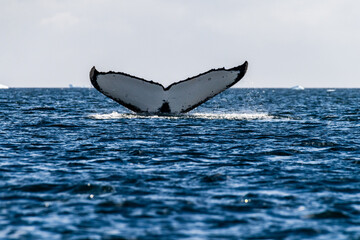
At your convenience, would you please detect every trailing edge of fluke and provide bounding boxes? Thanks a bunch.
[90,61,248,114]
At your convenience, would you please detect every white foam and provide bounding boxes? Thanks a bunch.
[89,112,139,120]
[88,111,274,120]
[190,112,273,120]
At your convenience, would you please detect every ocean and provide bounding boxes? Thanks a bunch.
[0,88,359,239]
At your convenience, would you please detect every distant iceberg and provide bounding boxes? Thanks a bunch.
[69,84,91,88]
[0,84,9,89]
[291,85,304,90]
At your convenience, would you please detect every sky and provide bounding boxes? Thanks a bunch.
[1,0,360,88]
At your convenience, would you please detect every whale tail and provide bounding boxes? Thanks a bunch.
[90,61,248,114]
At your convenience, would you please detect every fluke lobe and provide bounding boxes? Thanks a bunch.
[90,61,248,114]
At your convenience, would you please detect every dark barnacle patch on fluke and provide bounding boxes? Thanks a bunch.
[90,61,248,114]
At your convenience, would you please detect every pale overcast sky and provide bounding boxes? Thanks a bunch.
[1,0,360,88]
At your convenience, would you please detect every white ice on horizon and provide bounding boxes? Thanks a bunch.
[291,85,305,90]
[0,84,9,89]
[69,84,91,88]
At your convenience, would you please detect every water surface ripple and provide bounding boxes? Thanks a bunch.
[1,88,360,239]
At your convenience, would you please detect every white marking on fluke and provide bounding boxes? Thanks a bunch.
[90,62,248,114]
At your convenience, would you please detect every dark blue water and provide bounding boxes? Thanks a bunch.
[1,88,360,239]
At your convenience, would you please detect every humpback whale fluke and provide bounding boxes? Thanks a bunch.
[90,61,248,114]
